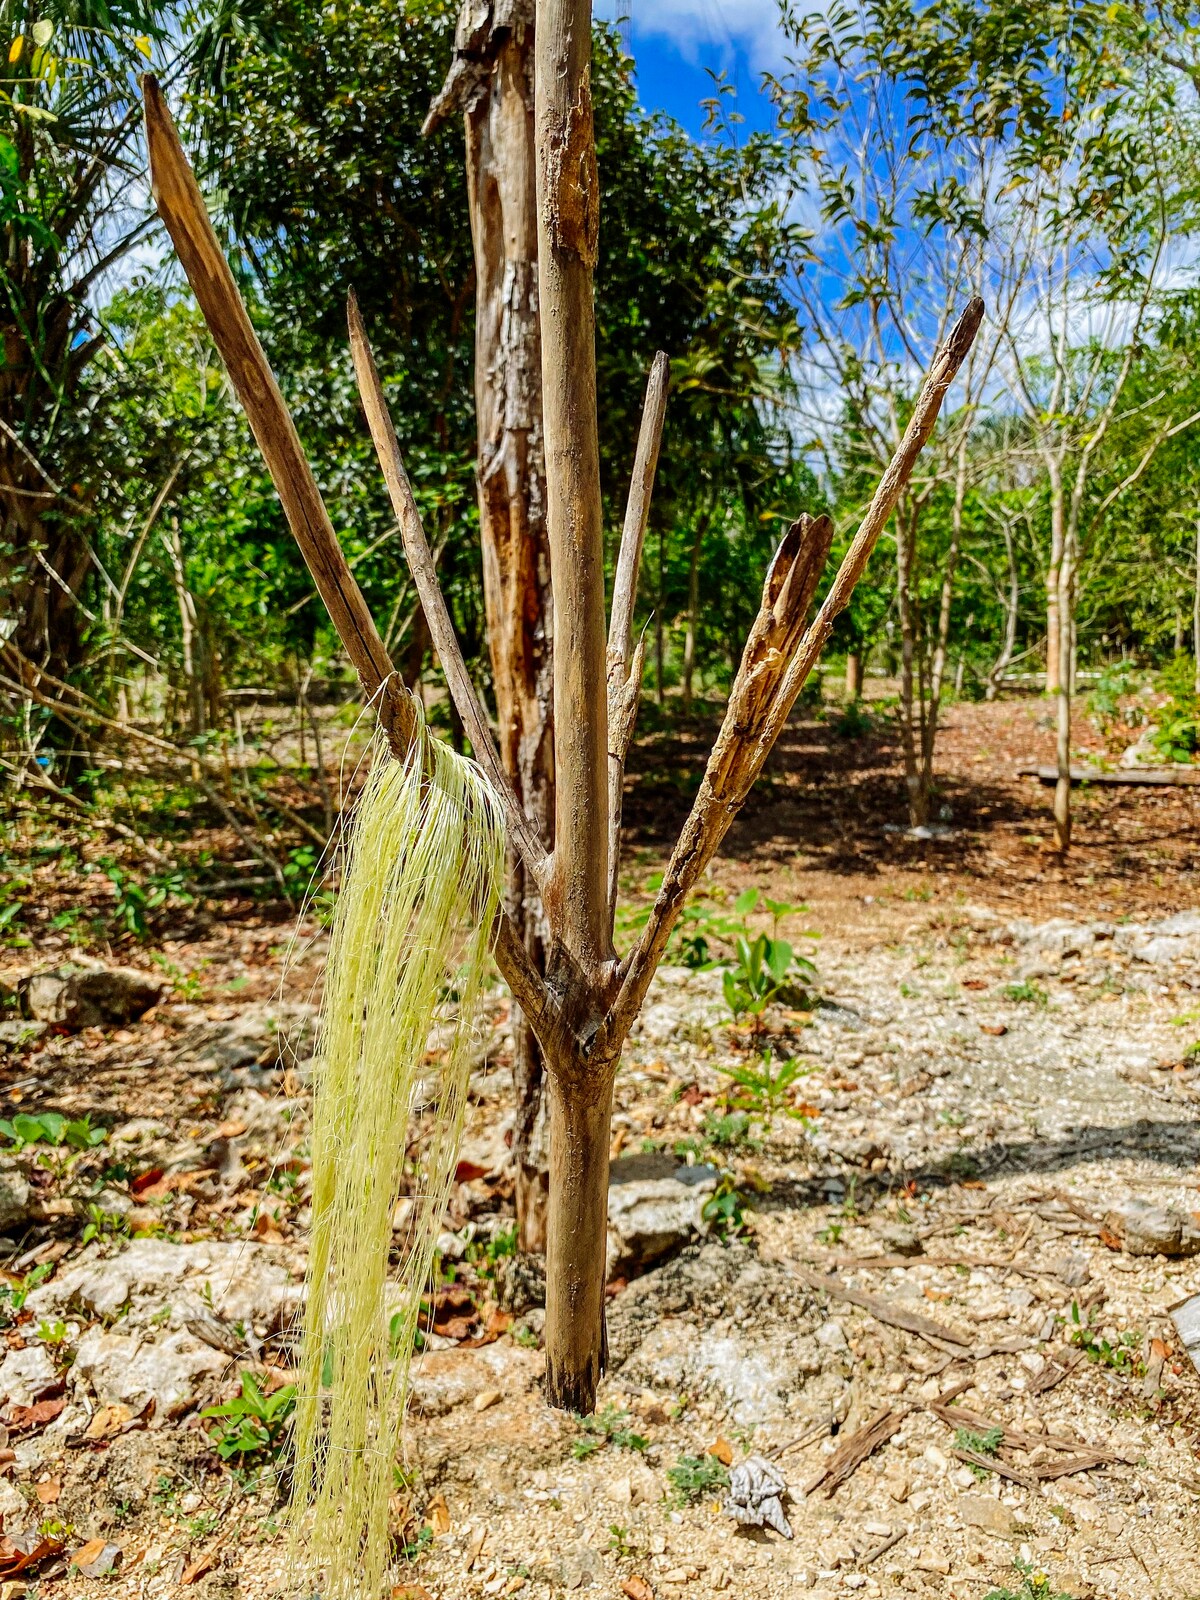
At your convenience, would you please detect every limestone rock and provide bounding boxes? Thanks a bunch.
[72,1327,225,1420]
[606,1161,718,1276]
[958,1493,1016,1535]
[1104,1199,1200,1258]
[0,1344,59,1407]
[26,1238,302,1330]
[21,960,163,1029]
[0,1160,30,1232]
[1171,1293,1200,1375]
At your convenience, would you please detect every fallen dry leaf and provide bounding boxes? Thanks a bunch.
[708,1435,733,1466]
[214,1119,247,1139]
[1100,1226,1123,1251]
[454,1159,488,1184]
[74,1540,121,1578]
[980,1023,1008,1036]
[83,1403,133,1441]
[622,1578,654,1600]
[6,1397,65,1432]
[461,1308,512,1349]
[391,1587,435,1600]
[426,1491,451,1536]
[180,1546,219,1585]
[0,1529,65,1578]
[251,1211,285,1244]
[34,1479,59,1505]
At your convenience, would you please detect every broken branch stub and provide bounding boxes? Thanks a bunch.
[346,293,551,890]
[141,75,415,758]
[602,297,985,1053]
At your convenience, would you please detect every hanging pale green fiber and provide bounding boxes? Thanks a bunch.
[289,713,505,1600]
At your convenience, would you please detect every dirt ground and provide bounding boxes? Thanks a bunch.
[1,689,1199,1600]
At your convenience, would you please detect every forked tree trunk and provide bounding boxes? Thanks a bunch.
[144,66,983,1418]
[428,0,555,1251]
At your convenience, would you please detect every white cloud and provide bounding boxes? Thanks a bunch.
[616,0,789,73]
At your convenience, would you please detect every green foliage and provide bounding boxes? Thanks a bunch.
[984,1558,1076,1600]
[719,1052,815,1120]
[571,1406,648,1460]
[701,1174,751,1239]
[81,1203,129,1247]
[666,1453,730,1506]
[0,1262,54,1324]
[1003,981,1048,1006]
[722,934,816,1021]
[201,1371,297,1461]
[1150,656,1199,762]
[0,1112,105,1151]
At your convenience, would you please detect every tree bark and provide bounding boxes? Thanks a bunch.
[1045,476,1064,693]
[432,0,556,1252]
[845,652,862,699]
[534,0,614,1410]
[681,509,709,712]
[1053,525,1076,853]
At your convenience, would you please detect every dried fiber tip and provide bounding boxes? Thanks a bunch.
[289,713,505,1600]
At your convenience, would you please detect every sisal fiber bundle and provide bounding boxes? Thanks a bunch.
[289,714,505,1599]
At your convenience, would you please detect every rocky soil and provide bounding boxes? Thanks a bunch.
[0,888,1196,1600]
[0,691,1198,1600]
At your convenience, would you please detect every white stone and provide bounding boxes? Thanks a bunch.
[0,1344,58,1407]
[71,1327,224,1420]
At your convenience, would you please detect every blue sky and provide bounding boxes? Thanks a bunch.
[596,0,785,137]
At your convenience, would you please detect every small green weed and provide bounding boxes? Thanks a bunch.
[571,1405,648,1460]
[201,1371,296,1461]
[701,1110,756,1151]
[701,1174,751,1239]
[666,1453,730,1505]
[81,1204,129,1247]
[0,1112,106,1152]
[1065,1302,1143,1376]
[719,1052,814,1120]
[1003,980,1048,1006]
[955,1424,1003,1477]
[984,1557,1076,1600]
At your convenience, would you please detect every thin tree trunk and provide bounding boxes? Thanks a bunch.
[681,510,709,711]
[920,440,967,804]
[895,500,926,825]
[986,517,1019,700]
[1054,526,1076,853]
[1194,516,1200,696]
[845,652,862,699]
[534,0,615,1411]
[1045,477,1064,693]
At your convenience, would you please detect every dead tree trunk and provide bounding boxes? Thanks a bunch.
[145,53,982,1414]
[427,0,555,1253]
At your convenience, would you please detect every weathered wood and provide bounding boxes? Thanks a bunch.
[347,292,550,887]
[804,1406,905,1497]
[534,0,616,1413]
[791,1266,974,1348]
[949,1447,1038,1491]
[601,300,984,1055]
[142,76,415,758]
[1019,764,1200,788]
[606,353,669,920]
[428,0,554,1251]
